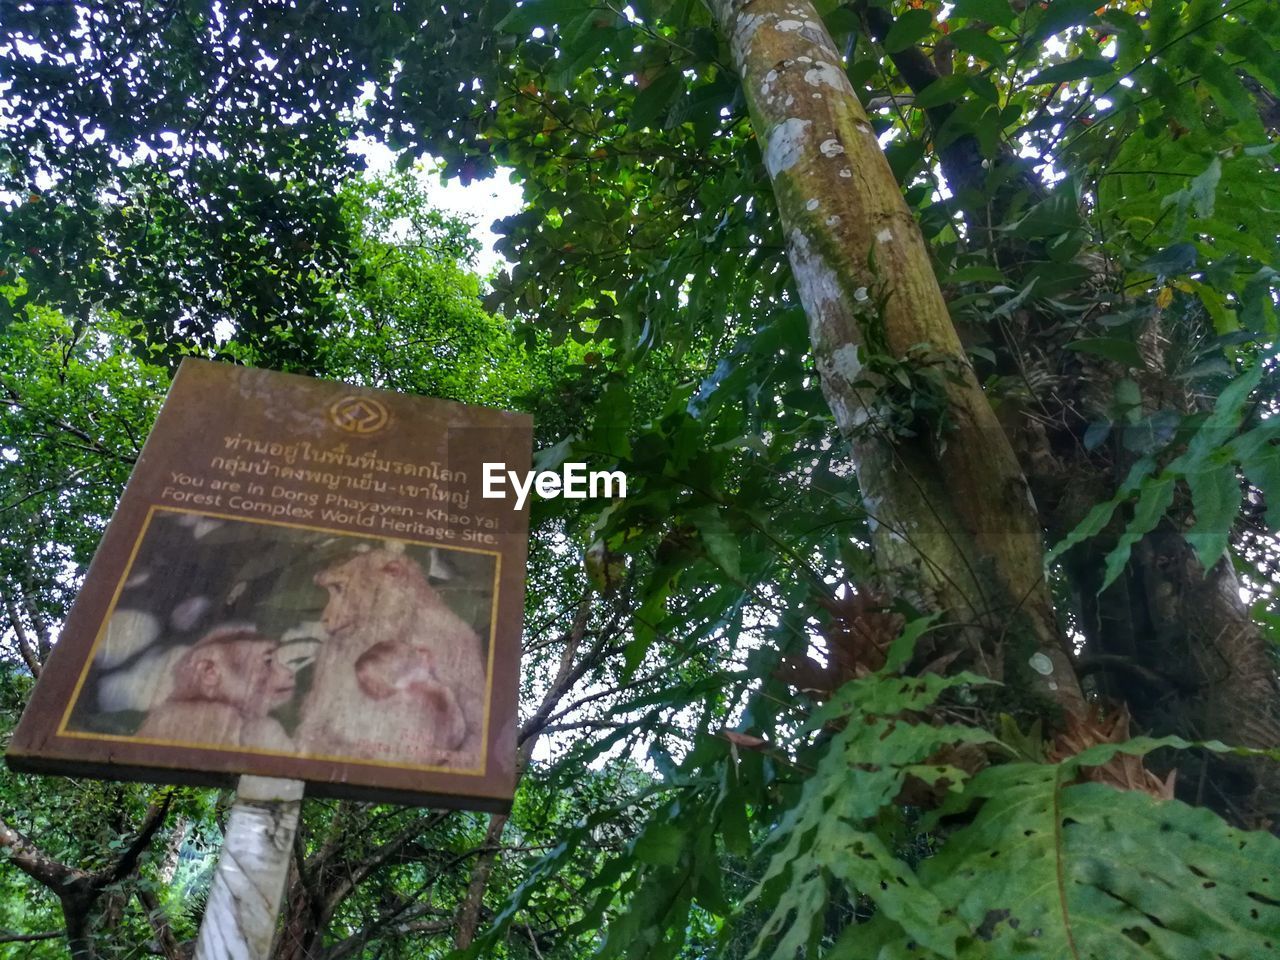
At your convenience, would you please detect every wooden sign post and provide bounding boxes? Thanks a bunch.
[6,359,534,955]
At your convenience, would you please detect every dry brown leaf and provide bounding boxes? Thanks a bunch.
[722,731,769,750]
[1047,704,1176,801]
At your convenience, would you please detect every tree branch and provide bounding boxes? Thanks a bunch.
[97,794,174,888]
[0,817,82,892]
[324,809,453,911]
[135,887,182,960]
[0,929,63,944]
[1,589,43,676]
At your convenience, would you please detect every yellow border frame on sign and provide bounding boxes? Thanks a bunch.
[56,504,504,778]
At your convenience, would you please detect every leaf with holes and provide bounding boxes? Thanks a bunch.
[743,667,994,960]
[914,764,1280,958]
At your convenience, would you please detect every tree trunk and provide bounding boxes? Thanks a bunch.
[1007,343,1280,824]
[1114,528,1280,824]
[2,588,43,676]
[453,812,509,950]
[274,868,325,960]
[61,891,97,960]
[707,0,1083,713]
[274,803,350,960]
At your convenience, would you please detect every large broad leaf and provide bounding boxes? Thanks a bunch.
[1141,242,1198,279]
[915,74,972,109]
[1184,461,1242,572]
[1031,0,1100,40]
[948,28,1008,67]
[1064,336,1143,367]
[890,761,1280,958]
[884,9,935,53]
[1162,157,1223,237]
[950,0,1014,26]
[1028,58,1114,85]
[690,505,741,580]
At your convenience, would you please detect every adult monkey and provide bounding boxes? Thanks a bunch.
[297,547,487,767]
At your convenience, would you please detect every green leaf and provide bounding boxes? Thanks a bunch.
[627,576,672,678]
[1100,475,1176,590]
[1186,363,1262,462]
[1083,419,1112,451]
[1048,456,1156,562]
[496,0,588,33]
[745,669,990,959]
[630,69,683,130]
[1141,242,1198,278]
[1032,0,1099,40]
[1184,462,1241,571]
[691,506,741,579]
[1114,377,1142,417]
[822,4,862,36]
[884,612,942,673]
[914,75,971,109]
[1009,179,1082,237]
[1187,279,1238,334]
[950,0,1014,25]
[1199,52,1258,124]
[590,379,633,458]
[917,770,1280,958]
[633,821,685,867]
[945,265,1007,284]
[533,433,576,472]
[1162,156,1222,235]
[949,28,1008,66]
[1239,436,1280,530]
[885,138,926,185]
[884,9,935,53]
[1027,58,1114,85]
[1186,156,1222,219]
[1064,336,1143,367]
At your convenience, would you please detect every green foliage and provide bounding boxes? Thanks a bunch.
[0,302,169,601]
[0,0,521,361]
[743,668,994,960]
[1051,360,1279,583]
[480,627,1280,960]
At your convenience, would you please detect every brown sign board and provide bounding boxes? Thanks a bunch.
[7,359,532,812]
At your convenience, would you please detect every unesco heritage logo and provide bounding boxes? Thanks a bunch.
[329,396,390,435]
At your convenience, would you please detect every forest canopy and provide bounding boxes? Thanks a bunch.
[1,0,1279,957]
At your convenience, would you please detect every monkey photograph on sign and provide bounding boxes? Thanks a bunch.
[59,507,498,774]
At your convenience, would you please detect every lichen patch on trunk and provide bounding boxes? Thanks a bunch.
[764,117,811,177]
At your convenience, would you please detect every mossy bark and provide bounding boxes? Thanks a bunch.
[708,0,1084,713]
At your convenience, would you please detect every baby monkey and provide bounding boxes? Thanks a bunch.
[350,641,469,764]
[135,626,296,751]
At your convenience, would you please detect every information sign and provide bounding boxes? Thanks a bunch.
[8,359,531,811]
